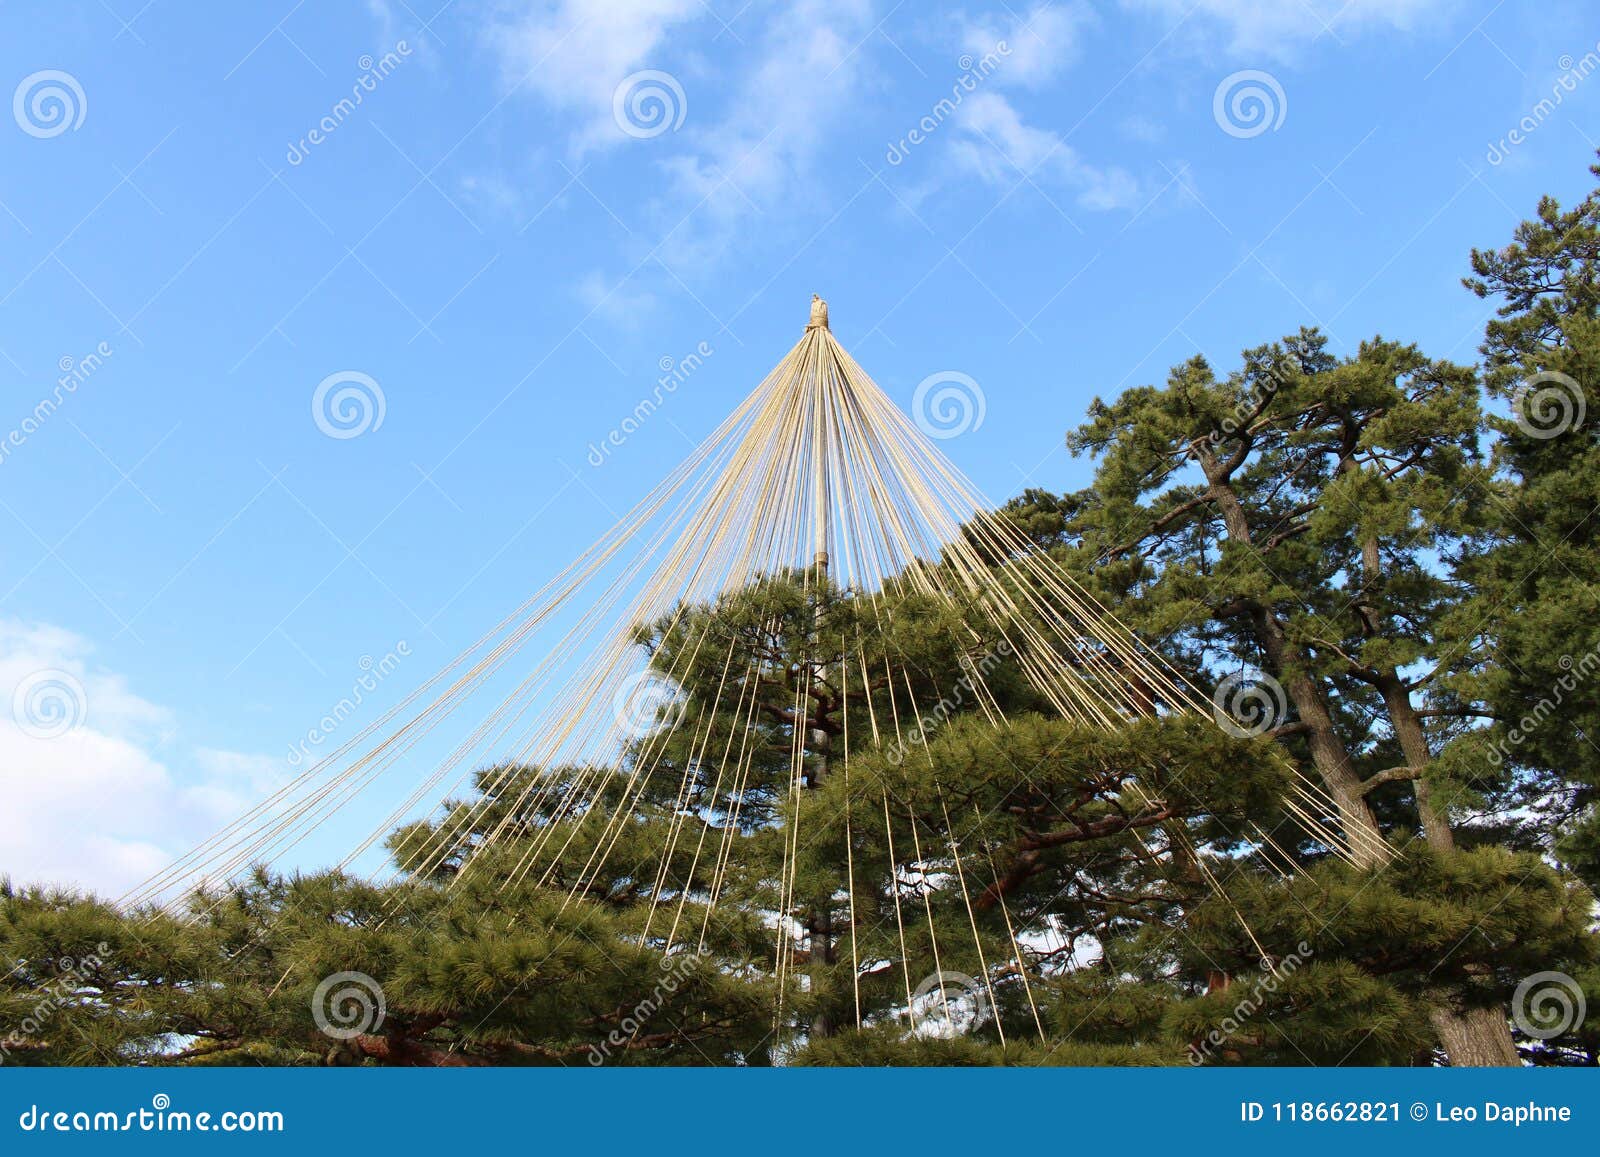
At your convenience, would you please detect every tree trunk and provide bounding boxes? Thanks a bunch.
[1204,471,1387,866]
[806,714,834,1039]
[1281,663,1387,868]
[1377,680,1518,1065]
[1374,673,1455,852]
[809,907,834,1041]
[1354,517,1455,852]
[1206,467,1517,1065]
[1430,1004,1520,1066]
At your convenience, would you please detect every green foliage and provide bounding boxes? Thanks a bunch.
[10,154,1600,1069]
[794,1027,1175,1066]
[1451,155,1600,886]
[1164,961,1429,1066]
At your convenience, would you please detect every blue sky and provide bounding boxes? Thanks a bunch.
[2,0,1598,894]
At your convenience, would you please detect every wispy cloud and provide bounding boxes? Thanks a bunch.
[1120,0,1452,58]
[480,0,878,276]
[483,0,706,155]
[881,5,1141,213]
[653,0,877,268]
[457,171,528,223]
[959,1,1094,88]
[577,269,658,329]
[949,91,1141,210]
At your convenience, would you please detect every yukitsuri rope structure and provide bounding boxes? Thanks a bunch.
[122,298,1376,1030]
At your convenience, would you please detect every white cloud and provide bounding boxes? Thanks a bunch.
[457,171,528,224]
[359,0,442,76]
[898,6,1139,214]
[483,0,706,154]
[483,0,878,270]
[1120,0,1450,58]
[652,0,877,268]
[960,2,1094,88]
[949,91,1141,210]
[0,621,278,898]
[576,269,659,332]
[1120,113,1166,144]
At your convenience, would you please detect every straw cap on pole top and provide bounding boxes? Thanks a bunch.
[807,294,829,330]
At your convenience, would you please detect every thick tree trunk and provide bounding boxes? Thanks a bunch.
[1430,1004,1520,1066]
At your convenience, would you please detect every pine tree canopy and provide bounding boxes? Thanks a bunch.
[9,154,1600,1069]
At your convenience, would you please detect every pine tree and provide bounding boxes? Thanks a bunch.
[1000,323,1579,1062]
[11,161,1600,1068]
[0,575,1349,1065]
[1456,152,1600,891]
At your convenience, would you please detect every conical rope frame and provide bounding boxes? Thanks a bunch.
[122,299,1377,1030]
